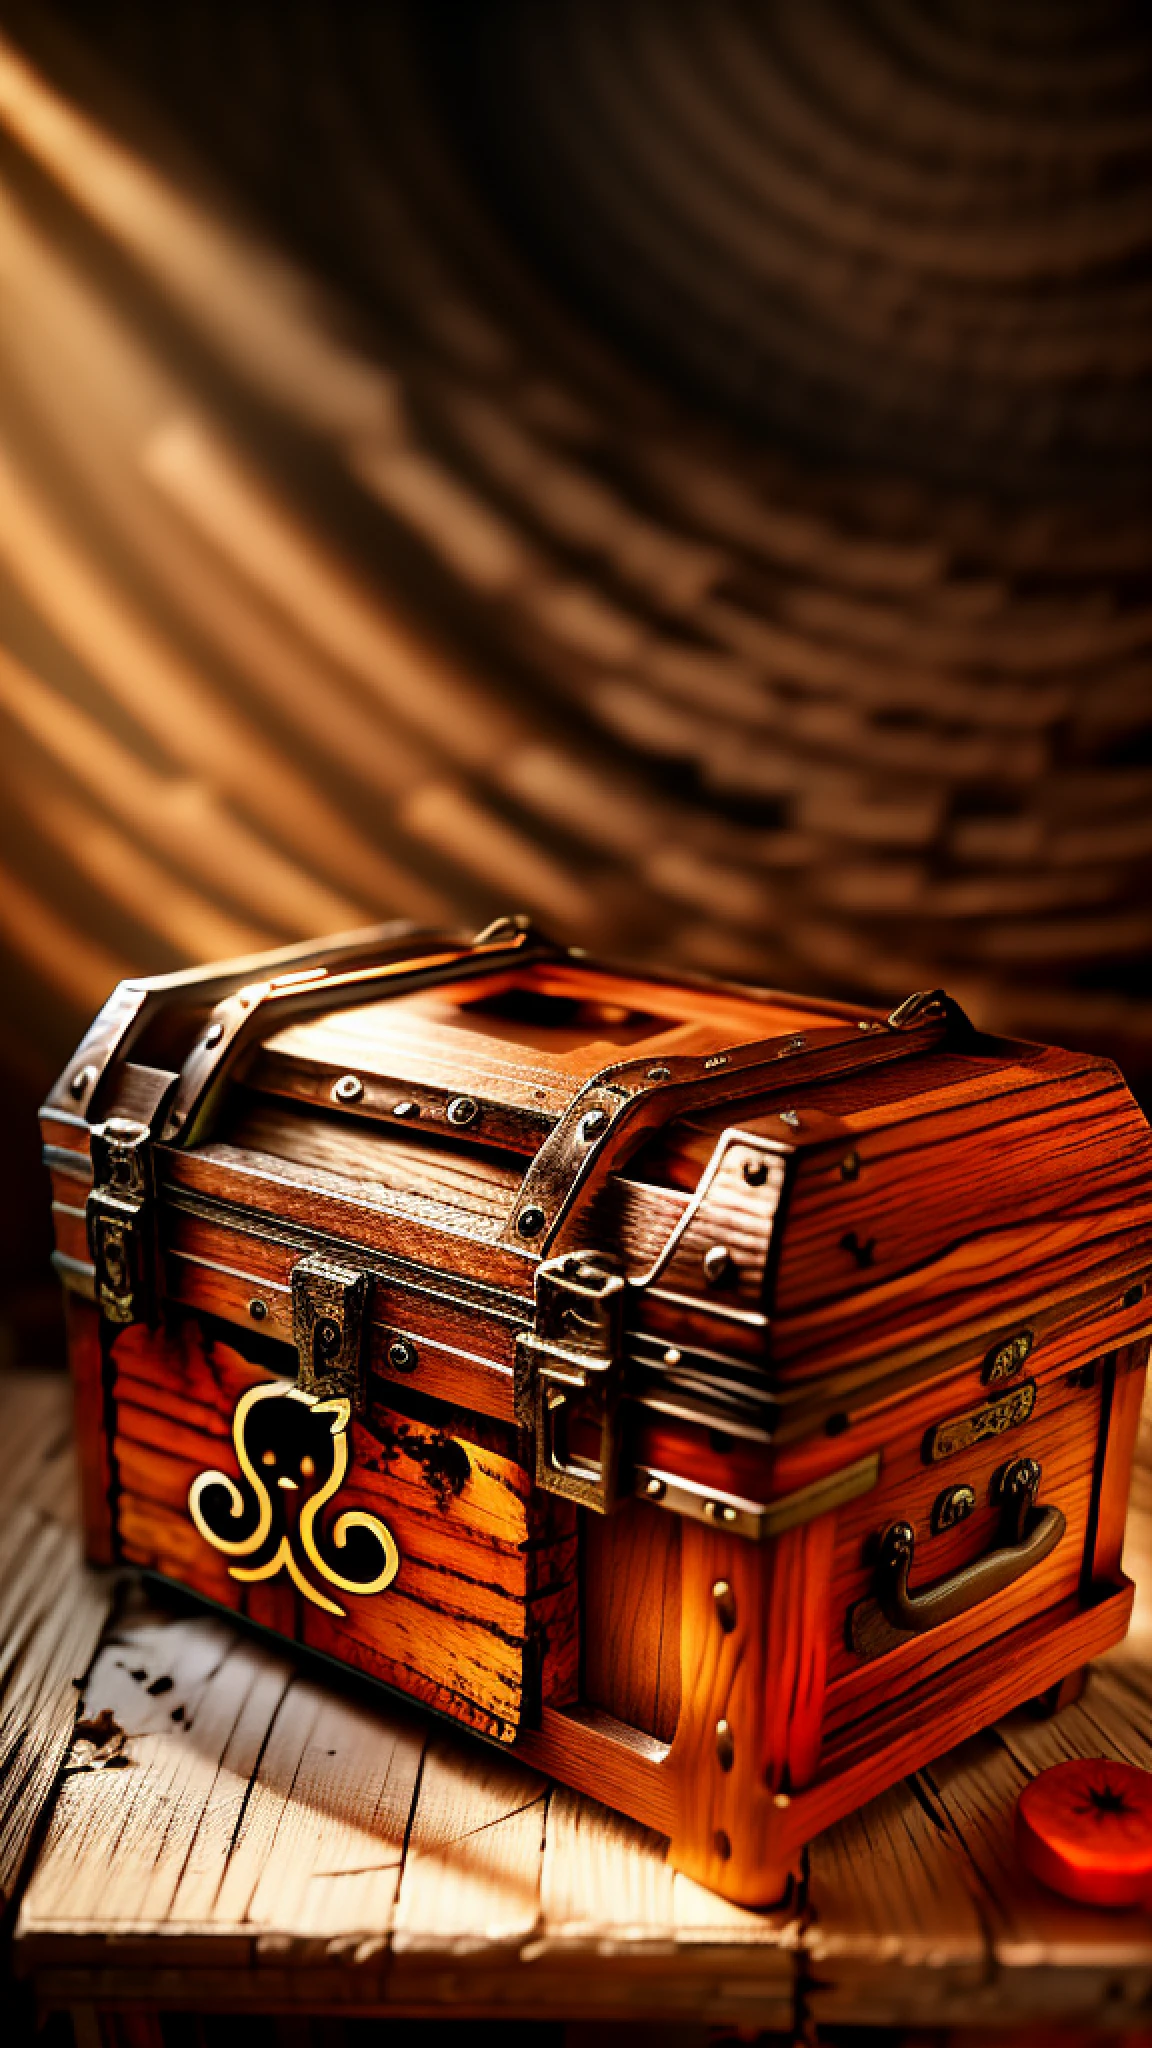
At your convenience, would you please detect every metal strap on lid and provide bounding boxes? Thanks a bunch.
[502,992,972,1256]
[46,920,426,1122]
[160,916,560,1147]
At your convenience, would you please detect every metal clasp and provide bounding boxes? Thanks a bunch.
[86,1118,153,1325]
[291,1255,370,1411]
[515,1251,626,1513]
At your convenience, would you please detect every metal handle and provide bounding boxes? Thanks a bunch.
[851,1459,1065,1657]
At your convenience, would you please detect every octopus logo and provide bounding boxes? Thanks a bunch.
[188,1381,400,1617]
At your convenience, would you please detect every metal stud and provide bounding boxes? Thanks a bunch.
[932,1482,976,1534]
[517,1206,546,1238]
[248,1299,268,1322]
[662,1346,682,1367]
[332,1074,364,1104]
[840,1150,860,1182]
[203,1022,225,1049]
[447,1095,479,1127]
[742,1156,768,1186]
[643,1475,666,1501]
[715,1719,735,1772]
[779,1109,800,1128]
[393,1100,419,1119]
[705,1499,738,1525]
[68,1064,97,1100]
[712,1579,737,1632]
[579,1108,608,1142]
[703,1245,733,1286]
[647,1064,671,1081]
[388,1338,419,1372]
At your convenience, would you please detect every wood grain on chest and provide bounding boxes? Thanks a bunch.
[109,1317,576,1742]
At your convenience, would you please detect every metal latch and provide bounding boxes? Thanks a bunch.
[292,1255,370,1411]
[86,1118,154,1326]
[515,1251,626,1512]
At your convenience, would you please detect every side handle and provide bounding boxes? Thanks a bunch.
[851,1459,1065,1658]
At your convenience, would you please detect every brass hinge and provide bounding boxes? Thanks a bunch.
[515,1251,626,1513]
[86,1118,154,1326]
[292,1254,371,1412]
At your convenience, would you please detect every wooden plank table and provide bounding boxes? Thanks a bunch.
[2,1368,1151,2038]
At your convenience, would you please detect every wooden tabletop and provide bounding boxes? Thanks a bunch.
[3,1369,1151,2036]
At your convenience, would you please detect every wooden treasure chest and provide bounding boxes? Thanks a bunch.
[43,917,1152,1906]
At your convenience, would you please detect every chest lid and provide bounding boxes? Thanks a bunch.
[152,921,955,1277]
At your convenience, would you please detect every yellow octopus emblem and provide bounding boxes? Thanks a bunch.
[189,1381,400,1617]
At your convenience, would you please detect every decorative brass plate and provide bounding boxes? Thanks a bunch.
[923,1379,1037,1464]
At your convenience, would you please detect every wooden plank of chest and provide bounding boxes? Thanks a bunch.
[258,999,578,1119]
[220,1095,527,1219]
[582,1499,682,1743]
[161,1200,524,1422]
[771,1054,1152,1375]
[108,1318,576,1742]
[160,1136,533,1292]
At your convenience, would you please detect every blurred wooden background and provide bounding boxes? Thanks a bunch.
[0,0,1149,1364]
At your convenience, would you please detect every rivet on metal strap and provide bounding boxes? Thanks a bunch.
[703,1245,733,1286]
